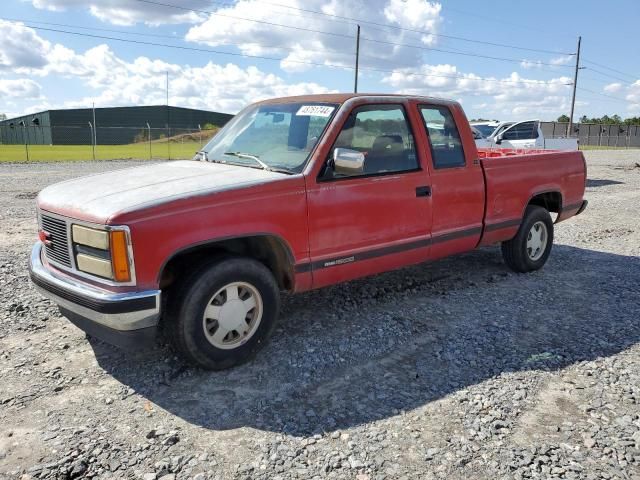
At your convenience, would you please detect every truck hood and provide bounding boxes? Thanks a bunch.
[37,160,288,223]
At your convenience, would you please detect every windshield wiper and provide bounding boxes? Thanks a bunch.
[224,151,272,171]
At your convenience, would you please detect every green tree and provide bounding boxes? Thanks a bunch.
[0,113,7,121]
[557,114,570,123]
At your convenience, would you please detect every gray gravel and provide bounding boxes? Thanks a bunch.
[1,151,639,480]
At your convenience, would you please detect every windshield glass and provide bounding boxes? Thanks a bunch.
[201,102,338,173]
[492,122,514,137]
[473,124,496,137]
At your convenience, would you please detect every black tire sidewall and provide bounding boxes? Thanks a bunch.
[176,258,280,369]
[517,206,554,271]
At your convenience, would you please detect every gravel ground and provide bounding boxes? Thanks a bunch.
[0,151,639,480]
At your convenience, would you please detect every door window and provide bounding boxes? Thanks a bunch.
[420,106,466,169]
[329,104,418,177]
[502,121,539,140]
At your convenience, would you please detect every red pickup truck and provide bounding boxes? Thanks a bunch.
[30,94,587,369]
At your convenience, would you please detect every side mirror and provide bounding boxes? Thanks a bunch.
[333,147,364,176]
[494,134,503,145]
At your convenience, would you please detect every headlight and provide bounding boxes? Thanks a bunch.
[71,225,132,282]
[72,225,109,249]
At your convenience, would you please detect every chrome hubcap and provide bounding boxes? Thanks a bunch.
[202,282,263,350]
[526,221,548,261]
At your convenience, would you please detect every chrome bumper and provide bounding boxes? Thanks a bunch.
[29,242,161,332]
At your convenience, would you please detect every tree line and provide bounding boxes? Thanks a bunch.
[557,114,640,125]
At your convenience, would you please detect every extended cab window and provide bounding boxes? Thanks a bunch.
[420,106,465,169]
[502,121,539,140]
[327,104,418,178]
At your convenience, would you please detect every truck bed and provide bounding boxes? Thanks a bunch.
[478,147,567,157]
[479,148,587,245]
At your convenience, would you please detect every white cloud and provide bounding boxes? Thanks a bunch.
[64,62,333,113]
[604,82,622,93]
[29,0,208,26]
[520,55,573,70]
[550,55,574,66]
[383,0,441,44]
[0,79,42,98]
[600,80,640,115]
[185,0,443,72]
[0,20,333,113]
[0,20,51,71]
[383,64,574,117]
[627,80,640,114]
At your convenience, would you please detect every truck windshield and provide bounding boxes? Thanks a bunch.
[200,102,338,173]
[473,124,496,137]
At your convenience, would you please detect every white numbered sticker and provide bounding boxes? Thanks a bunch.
[296,105,335,117]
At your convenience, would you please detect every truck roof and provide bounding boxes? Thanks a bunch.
[256,93,458,106]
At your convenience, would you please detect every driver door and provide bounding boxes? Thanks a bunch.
[305,103,432,288]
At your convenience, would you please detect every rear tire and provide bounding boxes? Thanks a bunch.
[166,256,280,370]
[501,205,553,273]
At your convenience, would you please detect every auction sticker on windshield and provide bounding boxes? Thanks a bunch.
[296,105,335,117]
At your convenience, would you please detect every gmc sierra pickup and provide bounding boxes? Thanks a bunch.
[29,93,587,370]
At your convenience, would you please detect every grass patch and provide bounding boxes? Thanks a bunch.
[0,142,203,162]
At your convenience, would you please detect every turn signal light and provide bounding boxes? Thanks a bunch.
[110,230,131,282]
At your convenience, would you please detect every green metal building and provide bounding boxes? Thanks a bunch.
[0,105,233,145]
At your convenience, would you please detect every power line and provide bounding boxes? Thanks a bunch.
[441,4,576,40]
[134,0,355,40]
[13,23,355,69]
[2,16,570,70]
[251,0,575,55]
[577,87,629,103]
[134,0,574,56]
[13,22,573,88]
[0,17,355,58]
[359,65,573,87]
[360,36,574,68]
[582,59,638,81]
[584,67,635,86]
[1,17,571,76]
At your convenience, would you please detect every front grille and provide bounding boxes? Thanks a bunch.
[40,214,72,268]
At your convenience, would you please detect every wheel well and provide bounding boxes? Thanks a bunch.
[528,191,561,213]
[159,235,295,292]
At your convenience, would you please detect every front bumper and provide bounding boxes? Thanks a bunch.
[29,242,161,349]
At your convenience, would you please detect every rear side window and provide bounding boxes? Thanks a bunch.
[420,106,465,169]
[502,121,539,140]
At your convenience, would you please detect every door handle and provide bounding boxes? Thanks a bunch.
[416,186,431,197]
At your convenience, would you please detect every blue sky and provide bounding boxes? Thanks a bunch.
[0,0,638,120]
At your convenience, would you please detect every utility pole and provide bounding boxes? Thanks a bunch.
[567,36,581,137]
[88,122,95,161]
[354,24,360,93]
[166,71,170,160]
[92,102,97,148]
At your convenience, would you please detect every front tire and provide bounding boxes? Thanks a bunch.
[501,205,554,273]
[167,257,280,370]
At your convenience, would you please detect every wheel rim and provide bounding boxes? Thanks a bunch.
[202,282,263,350]
[526,221,548,261]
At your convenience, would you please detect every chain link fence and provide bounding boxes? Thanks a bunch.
[0,124,219,162]
[2,121,639,161]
